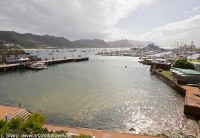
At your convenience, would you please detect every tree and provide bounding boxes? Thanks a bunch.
[173,59,195,70]
[8,117,23,130]
[0,119,9,134]
[0,112,92,138]
[23,112,47,134]
[0,112,47,135]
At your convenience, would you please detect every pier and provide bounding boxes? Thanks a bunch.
[38,57,89,65]
[0,63,24,71]
[0,57,89,72]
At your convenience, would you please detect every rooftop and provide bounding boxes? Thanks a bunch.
[171,67,200,75]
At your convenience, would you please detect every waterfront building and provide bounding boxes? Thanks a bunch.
[171,67,200,84]
[151,59,171,70]
[0,49,28,63]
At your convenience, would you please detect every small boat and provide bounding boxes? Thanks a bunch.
[68,49,77,52]
[48,52,53,55]
[28,62,48,70]
[81,50,87,52]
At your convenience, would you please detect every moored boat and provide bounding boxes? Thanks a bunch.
[28,62,48,70]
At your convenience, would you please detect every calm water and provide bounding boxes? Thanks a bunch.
[0,49,198,137]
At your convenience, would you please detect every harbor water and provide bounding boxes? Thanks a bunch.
[0,49,198,137]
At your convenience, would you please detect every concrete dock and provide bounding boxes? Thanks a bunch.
[182,86,200,118]
[151,68,200,118]
[0,57,89,71]
[38,57,89,65]
[0,63,22,71]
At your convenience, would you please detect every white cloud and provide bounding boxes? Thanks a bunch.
[193,6,200,11]
[183,6,200,14]
[136,15,200,47]
[105,14,200,47]
[1,0,199,48]
[0,0,152,40]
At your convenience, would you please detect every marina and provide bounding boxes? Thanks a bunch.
[0,51,198,137]
[0,1,200,137]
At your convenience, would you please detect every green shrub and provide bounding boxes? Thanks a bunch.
[0,112,92,138]
[173,59,195,70]
[23,112,47,134]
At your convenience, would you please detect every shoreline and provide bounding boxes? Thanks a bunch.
[150,68,200,138]
[150,68,200,118]
[0,105,159,138]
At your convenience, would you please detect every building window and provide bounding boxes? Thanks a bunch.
[15,55,18,57]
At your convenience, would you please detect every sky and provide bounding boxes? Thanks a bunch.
[0,0,200,48]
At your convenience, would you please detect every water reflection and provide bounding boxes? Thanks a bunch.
[0,49,198,137]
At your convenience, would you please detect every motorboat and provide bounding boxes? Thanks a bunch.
[28,62,48,70]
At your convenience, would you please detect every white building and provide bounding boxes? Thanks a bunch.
[0,49,28,63]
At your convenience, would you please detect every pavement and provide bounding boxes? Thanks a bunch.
[182,85,200,117]
[44,124,159,138]
[0,105,159,138]
[0,105,20,119]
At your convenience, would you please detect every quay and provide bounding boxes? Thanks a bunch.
[0,63,23,71]
[151,68,200,118]
[0,57,89,72]
[0,105,159,138]
[182,86,200,117]
[38,57,89,65]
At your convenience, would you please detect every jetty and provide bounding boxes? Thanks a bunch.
[182,86,200,117]
[0,63,22,71]
[38,57,89,65]
[0,57,89,72]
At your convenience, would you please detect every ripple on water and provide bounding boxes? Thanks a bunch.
[0,53,198,137]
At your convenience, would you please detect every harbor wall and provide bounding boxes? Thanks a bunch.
[151,68,186,96]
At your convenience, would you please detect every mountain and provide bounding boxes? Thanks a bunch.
[0,31,72,48]
[0,31,156,48]
[72,39,109,48]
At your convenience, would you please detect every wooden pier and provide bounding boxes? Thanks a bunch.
[0,63,25,71]
[38,57,89,65]
[0,57,89,72]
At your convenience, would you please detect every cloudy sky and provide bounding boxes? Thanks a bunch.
[0,0,200,47]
